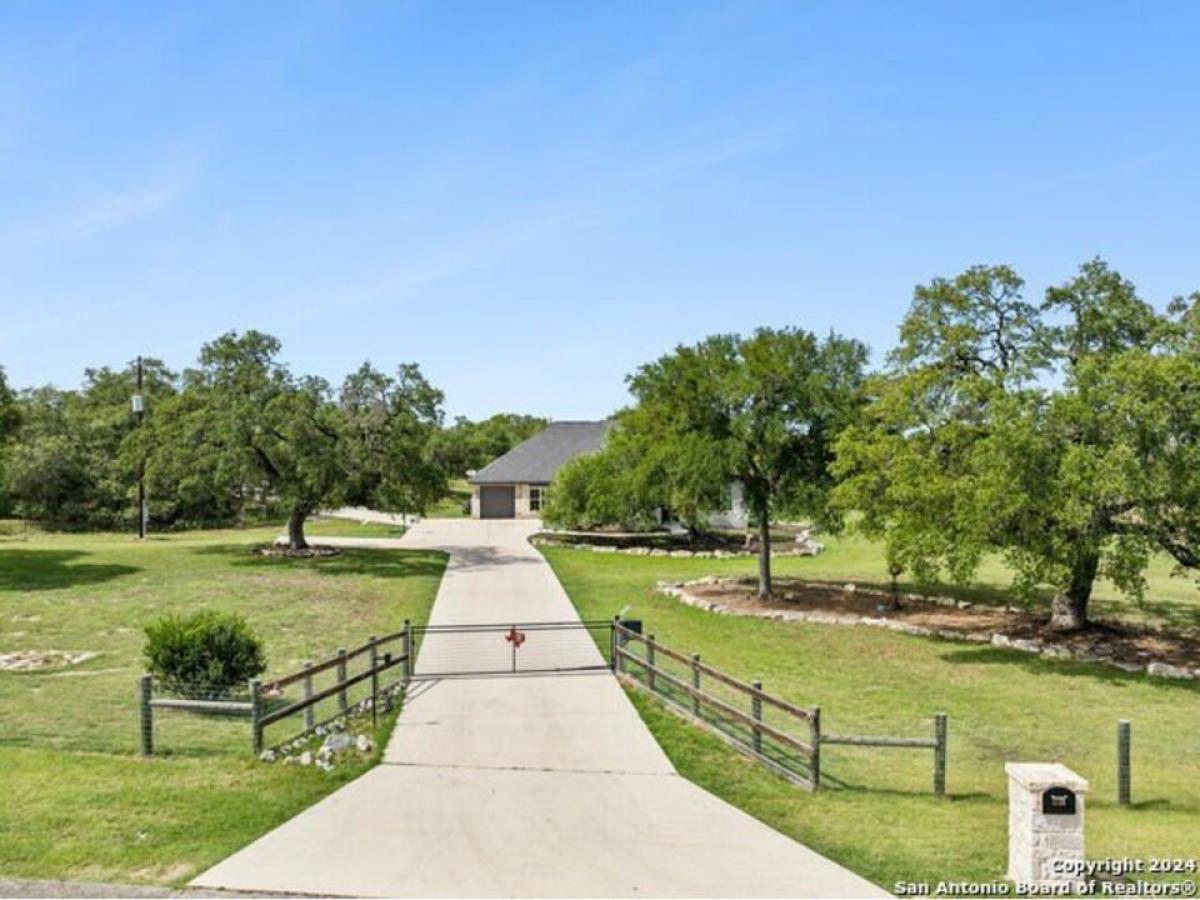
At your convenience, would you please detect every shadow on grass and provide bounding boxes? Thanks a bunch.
[0,549,140,591]
[937,645,1200,693]
[189,543,446,580]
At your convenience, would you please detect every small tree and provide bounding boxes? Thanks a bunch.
[833,260,1200,630]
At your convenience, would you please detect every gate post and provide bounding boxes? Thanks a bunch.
[934,712,947,797]
[402,619,412,684]
[610,617,619,673]
[691,654,701,716]
[336,648,348,712]
[647,634,656,693]
[138,674,154,756]
[1117,719,1131,806]
[751,679,763,754]
[303,661,315,731]
[809,705,821,791]
[368,636,378,727]
[250,678,263,755]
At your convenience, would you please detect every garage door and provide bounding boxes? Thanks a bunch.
[479,485,516,519]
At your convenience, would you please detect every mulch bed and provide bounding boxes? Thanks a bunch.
[684,579,1200,671]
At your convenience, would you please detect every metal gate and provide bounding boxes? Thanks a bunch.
[409,620,614,678]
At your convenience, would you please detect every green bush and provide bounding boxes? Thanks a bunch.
[143,611,266,695]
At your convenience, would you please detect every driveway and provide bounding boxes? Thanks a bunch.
[192,519,885,898]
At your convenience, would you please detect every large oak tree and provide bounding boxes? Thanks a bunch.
[833,260,1200,630]
[548,327,867,597]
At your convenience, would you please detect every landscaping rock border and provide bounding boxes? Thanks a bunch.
[658,577,1200,682]
[258,544,341,558]
[258,681,399,771]
[531,537,824,559]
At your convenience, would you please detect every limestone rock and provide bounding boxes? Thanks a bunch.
[1147,662,1193,680]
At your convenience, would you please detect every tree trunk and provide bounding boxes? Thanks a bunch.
[756,512,772,599]
[286,505,309,551]
[1048,550,1099,631]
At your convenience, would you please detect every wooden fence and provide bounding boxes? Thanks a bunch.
[138,621,415,756]
[611,618,947,795]
[613,620,821,790]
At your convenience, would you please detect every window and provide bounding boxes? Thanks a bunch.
[529,486,545,512]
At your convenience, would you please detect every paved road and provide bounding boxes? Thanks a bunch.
[192,519,885,898]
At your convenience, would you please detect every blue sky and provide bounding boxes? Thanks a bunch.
[2,1,1198,419]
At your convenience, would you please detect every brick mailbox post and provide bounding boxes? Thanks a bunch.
[1006,762,1089,891]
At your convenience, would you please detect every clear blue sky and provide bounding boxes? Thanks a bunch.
[2,2,1198,420]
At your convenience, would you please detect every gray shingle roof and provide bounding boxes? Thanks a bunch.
[469,420,614,485]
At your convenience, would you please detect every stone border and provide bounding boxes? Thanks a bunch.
[530,537,823,559]
[257,681,400,772]
[658,577,1199,682]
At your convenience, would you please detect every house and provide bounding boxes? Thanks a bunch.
[469,420,615,519]
[468,419,748,529]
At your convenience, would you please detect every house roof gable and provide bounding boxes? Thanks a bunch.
[469,420,613,485]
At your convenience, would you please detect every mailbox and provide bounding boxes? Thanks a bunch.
[622,619,643,635]
[1041,785,1076,815]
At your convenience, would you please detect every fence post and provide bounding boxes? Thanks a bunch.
[250,678,263,756]
[1118,719,1131,806]
[691,654,701,717]
[138,674,154,756]
[303,661,315,731]
[934,712,948,797]
[610,616,619,673]
[809,705,821,791]
[369,635,378,727]
[336,648,348,712]
[751,679,764,754]
[402,619,412,685]
[647,633,656,693]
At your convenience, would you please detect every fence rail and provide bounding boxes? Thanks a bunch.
[138,621,415,757]
[613,620,821,790]
[611,618,948,795]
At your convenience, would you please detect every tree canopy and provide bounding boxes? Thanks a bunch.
[833,259,1200,630]
[134,332,447,549]
[2,360,175,528]
[431,413,547,477]
[546,327,867,596]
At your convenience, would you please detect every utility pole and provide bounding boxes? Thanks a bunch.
[133,356,146,539]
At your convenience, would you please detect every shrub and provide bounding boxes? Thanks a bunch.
[143,611,266,695]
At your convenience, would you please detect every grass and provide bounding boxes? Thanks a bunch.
[0,526,445,886]
[425,478,472,518]
[544,543,1200,891]
[304,517,409,538]
[733,527,1200,632]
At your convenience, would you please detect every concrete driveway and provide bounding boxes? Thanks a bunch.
[192,519,886,898]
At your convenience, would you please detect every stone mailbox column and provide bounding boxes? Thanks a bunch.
[1006,763,1088,890]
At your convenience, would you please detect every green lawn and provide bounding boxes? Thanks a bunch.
[544,544,1200,892]
[0,526,445,885]
[305,516,409,538]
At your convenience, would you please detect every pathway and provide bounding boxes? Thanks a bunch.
[192,519,885,898]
